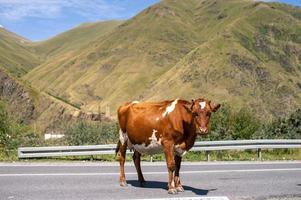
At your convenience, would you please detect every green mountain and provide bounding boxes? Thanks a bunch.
[0,27,41,77]
[144,1,301,119]
[0,20,122,78]
[0,21,122,131]
[0,0,298,122]
[23,0,301,119]
[31,20,123,59]
[0,68,80,132]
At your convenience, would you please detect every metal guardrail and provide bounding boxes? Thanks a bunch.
[18,139,301,160]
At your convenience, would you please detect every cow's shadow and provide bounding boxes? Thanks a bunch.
[127,180,216,195]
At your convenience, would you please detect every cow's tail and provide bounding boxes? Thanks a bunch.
[116,103,129,158]
[115,128,128,158]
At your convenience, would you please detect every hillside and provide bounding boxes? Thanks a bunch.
[0,20,123,132]
[30,20,123,59]
[0,68,78,132]
[0,20,122,78]
[145,1,301,119]
[23,0,301,119]
[0,28,42,77]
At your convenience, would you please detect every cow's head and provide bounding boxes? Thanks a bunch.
[185,98,220,135]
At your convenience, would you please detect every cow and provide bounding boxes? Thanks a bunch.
[115,98,220,194]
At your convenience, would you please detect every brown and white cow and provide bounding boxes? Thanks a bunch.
[116,98,220,194]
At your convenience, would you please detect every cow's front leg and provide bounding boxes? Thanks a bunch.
[174,155,184,192]
[163,141,177,194]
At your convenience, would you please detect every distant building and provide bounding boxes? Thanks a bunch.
[44,131,65,140]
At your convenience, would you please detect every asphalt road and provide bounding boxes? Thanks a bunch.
[0,161,300,200]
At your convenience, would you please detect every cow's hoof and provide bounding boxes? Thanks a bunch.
[120,181,128,187]
[168,188,178,194]
[176,186,184,192]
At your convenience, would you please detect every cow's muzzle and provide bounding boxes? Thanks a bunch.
[197,127,208,135]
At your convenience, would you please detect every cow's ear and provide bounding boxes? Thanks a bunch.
[211,103,221,112]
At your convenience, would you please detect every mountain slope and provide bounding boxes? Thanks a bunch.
[145,1,301,119]
[0,28,42,77]
[31,20,123,59]
[0,20,122,78]
[0,68,79,132]
[24,0,301,119]
[24,0,247,108]
[0,20,124,132]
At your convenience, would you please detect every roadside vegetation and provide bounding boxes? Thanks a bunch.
[208,104,301,141]
[0,101,42,160]
[25,149,299,162]
[0,101,300,161]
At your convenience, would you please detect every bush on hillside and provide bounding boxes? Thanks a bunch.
[208,104,260,140]
[0,101,41,157]
[64,121,118,145]
[253,109,301,139]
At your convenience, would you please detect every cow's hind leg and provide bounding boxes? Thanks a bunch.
[174,155,184,192]
[133,150,146,187]
[117,140,128,187]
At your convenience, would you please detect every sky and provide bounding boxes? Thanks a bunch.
[0,0,300,41]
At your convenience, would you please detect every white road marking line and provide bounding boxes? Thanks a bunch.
[0,168,300,177]
[1,161,300,167]
[129,197,229,200]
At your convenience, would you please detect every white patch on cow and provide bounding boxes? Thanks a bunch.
[162,99,178,117]
[156,117,160,121]
[200,101,206,109]
[174,145,187,157]
[149,129,158,141]
[119,129,128,145]
[132,129,163,155]
[132,101,139,104]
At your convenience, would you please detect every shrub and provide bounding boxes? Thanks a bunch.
[0,101,11,151]
[64,121,118,145]
[253,109,301,139]
[0,101,41,157]
[208,104,261,140]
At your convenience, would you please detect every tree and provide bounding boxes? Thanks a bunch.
[254,109,301,139]
[208,104,260,140]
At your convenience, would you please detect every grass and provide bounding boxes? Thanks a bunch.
[46,92,81,109]
[3,149,300,162]
[31,20,123,58]
[0,68,82,133]
[0,29,42,77]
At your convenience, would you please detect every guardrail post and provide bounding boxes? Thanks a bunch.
[17,149,22,159]
[206,151,210,161]
[150,156,153,162]
[257,148,262,161]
